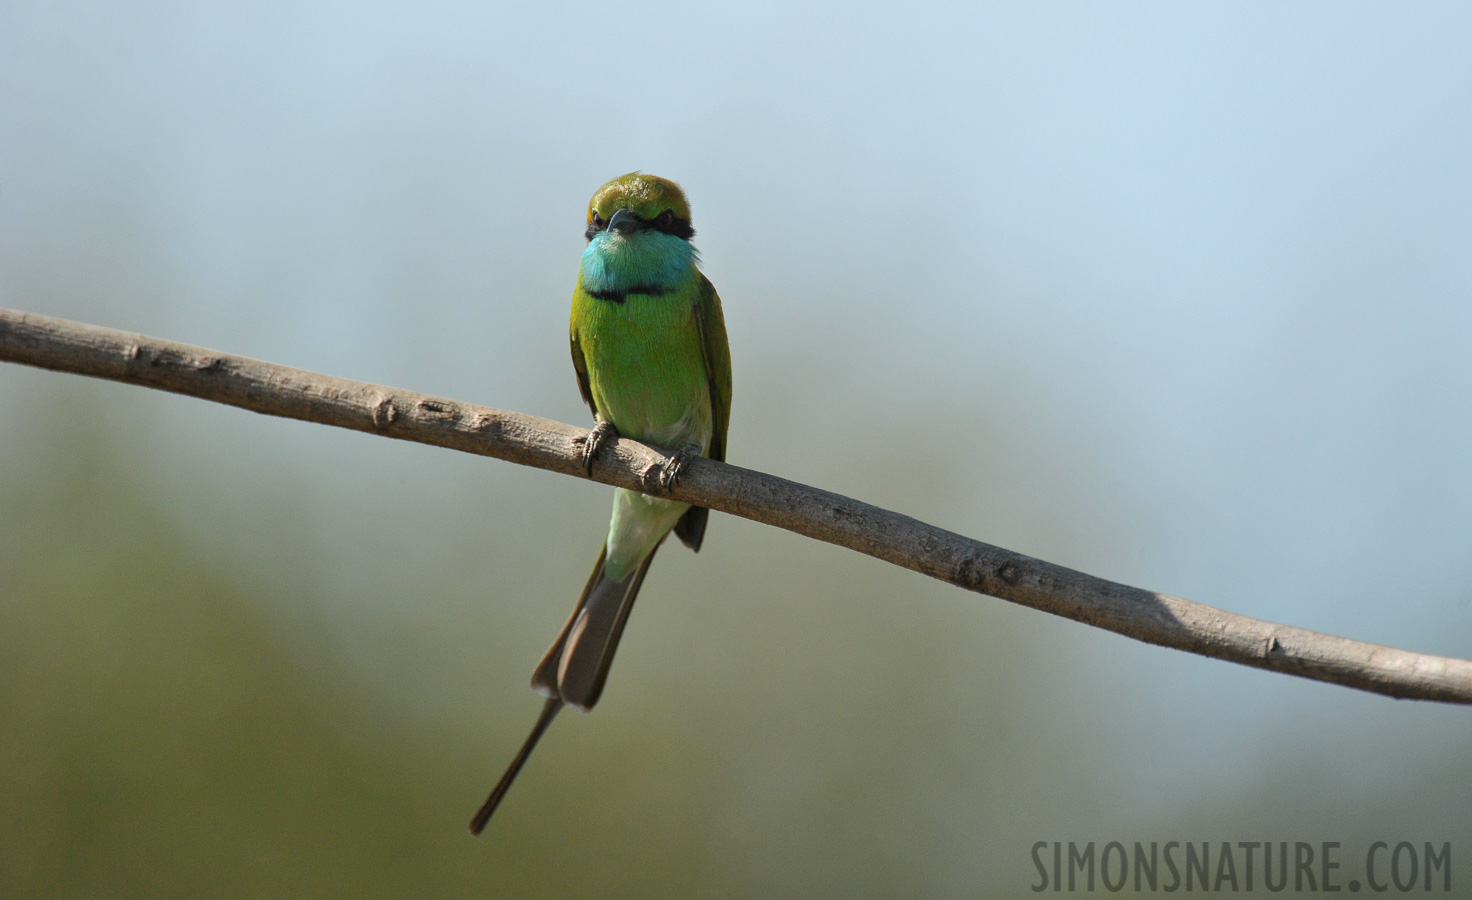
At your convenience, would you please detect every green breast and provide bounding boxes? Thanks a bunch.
[572,276,713,451]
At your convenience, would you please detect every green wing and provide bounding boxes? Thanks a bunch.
[570,327,597,418]
[673,272,732,552]
[694,271,732,463]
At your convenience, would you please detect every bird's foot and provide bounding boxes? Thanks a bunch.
[579,420,620,475]
[660,442,703,493]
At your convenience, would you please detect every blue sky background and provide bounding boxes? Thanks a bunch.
[3,3,1470,896]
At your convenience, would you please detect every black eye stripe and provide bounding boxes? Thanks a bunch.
[655,212,695,240]
[582,209,694,242]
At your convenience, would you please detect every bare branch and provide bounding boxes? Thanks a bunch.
[3,307,1470,704]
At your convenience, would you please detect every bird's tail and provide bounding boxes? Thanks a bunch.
[533,542,659,712]
[468,696,560,835]
[468,542,657,834]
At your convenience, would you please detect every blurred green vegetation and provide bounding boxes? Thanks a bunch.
[3,407,467,895]
[2,383,1469,899]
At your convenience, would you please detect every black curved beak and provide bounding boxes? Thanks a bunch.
[606,207,644,235]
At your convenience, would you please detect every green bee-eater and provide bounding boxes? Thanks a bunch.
[470,173,732,834]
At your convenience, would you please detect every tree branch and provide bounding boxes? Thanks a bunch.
[3,307,1470,704]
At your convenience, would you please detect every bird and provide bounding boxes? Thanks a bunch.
[470,173,732,834]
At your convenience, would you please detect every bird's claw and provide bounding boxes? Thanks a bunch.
[660,442,702,493]
[580,421,619,475]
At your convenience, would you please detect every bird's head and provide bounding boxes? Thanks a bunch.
[578,173,699,296]
[584,173,695,243]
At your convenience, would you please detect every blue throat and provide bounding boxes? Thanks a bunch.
[580,231,697,301]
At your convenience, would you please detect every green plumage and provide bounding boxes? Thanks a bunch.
[571,267,730,575]
[471,173,732,835]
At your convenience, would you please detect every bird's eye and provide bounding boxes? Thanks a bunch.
[590,212,604,228]
[657,209,674,228]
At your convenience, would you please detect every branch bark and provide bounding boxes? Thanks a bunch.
[4,307,1470,704]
